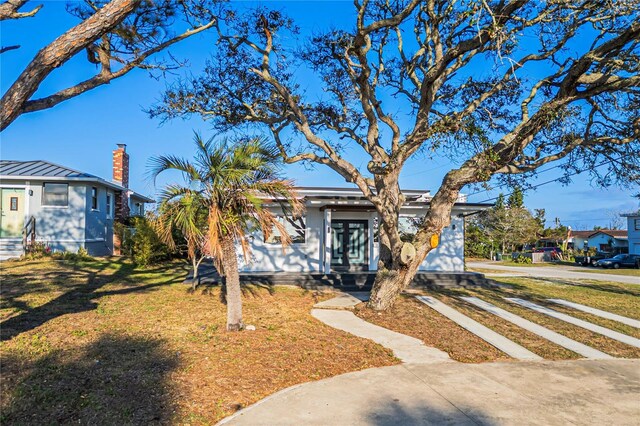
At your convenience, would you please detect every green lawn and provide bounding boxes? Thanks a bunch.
[567,267,640,277]
[0,258,396,425]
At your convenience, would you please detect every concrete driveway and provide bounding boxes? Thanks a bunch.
[467,261,640,285]
[220,359,639,425]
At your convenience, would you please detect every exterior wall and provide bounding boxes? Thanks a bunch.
[1,180,120,255]
[422,214,465,272]
[26,180,87,253]
[627,216,640,255]
[128,196,146,216]
[84,185,115,256]
[239,208,324,272]
[237,206,466,273]
[368,211,464,272]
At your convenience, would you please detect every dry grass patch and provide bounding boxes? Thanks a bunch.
[432,277,640,359]
[354,295,511,363]
[356,275,639,362]
[1,259,397,425]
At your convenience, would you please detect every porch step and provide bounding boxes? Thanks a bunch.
[187,263,495,291]
[0,239,23,261]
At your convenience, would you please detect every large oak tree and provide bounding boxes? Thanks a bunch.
[150,0,640,310]
[0,0,222,131]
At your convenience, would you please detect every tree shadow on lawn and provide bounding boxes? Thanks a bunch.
[0,260,189,342]
[1,333,178,425]
[532,277,640,298]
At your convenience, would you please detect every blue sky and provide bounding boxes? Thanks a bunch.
[1,1,638,230]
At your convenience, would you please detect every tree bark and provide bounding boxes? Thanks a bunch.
[368,169,467,310]
[0,0,139,131]
[221,236,243,331]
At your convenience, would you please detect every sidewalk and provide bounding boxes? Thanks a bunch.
[219,359,639,425]
[467,261,640,285]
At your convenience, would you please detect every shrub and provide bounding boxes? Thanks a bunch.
[513,255,532,264]
[127,216,172,267]
[23,241,52,260]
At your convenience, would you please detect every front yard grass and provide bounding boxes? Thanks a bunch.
[567,267,640,277]
[0,258,397,425]
[356,276,640,362]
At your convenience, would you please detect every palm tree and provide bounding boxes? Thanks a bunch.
[154,192,208,290]
[150,134,302,331]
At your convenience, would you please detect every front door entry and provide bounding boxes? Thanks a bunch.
[331,220,368,271]
[0,189,25,238]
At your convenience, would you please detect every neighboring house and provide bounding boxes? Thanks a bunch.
[0,144,153,259]
[587,229,628,253]
[621,212,640,255]
[238,187,491,273]
[567,230,597,251]
[545,229,628,253]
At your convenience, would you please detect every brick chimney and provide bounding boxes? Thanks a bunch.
[113,144,130,255]
[113,143,129,188]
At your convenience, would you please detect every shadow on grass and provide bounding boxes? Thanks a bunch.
[1,333,178,424]
[0,259,189,342]
[532,277,640,297]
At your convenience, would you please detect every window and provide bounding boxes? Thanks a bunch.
[106,194,112,217]
[91,187,98,210]
[42,183,68,206]
[265,215,306,244]
[10,197,18,211]
[635,219,640,231]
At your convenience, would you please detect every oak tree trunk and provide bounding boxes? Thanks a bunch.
[221,236,243,331]
[368,172,463,310]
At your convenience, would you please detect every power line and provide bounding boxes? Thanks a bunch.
[465,161,566,197]
[476,158,617,204]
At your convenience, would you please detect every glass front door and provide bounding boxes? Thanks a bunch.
[331,220,368,271]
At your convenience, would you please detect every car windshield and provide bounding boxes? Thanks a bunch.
[612,254,626,260]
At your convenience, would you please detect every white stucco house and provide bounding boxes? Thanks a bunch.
[0,145,152,259]
[237,187,491,273]
[621,212,640,255]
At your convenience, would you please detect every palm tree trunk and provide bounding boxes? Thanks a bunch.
[221,236,243,331]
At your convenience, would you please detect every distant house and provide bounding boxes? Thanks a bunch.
[567,230,594,251]
[587,229,628,253]
[0,145,153,259]
[544,229,628,253]
[621,212,640,255]
[237,187,491,273]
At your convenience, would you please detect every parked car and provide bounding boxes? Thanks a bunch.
[594,254,640,269]
[575,251,612,266]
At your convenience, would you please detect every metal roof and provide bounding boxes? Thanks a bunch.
[0,160,97,178]
[0,160,154,203]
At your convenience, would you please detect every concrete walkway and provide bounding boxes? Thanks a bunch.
[461,296,612,359]
[313,292,369,310]
[467,261,640,285]
[506,298,640,348]
[416,296,541,361]
[311,292,450,363]
[311,309,451,364]
[548,298,640,328]
[219,359,640,425]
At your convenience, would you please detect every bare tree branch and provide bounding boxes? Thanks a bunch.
[0,0,42,21]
